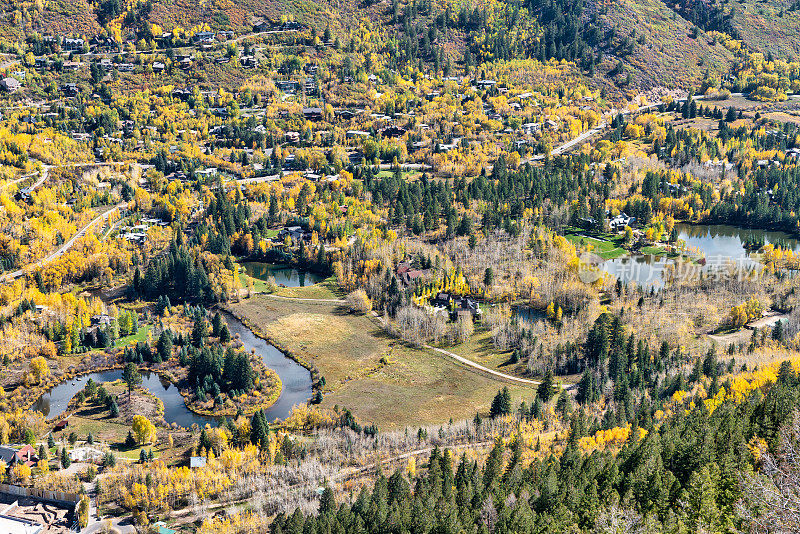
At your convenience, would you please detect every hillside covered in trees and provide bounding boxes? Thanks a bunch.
[0,0,799,530]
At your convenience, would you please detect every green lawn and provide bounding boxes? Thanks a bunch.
[273,276,343,299]
[88,325,150,353]
[639,245,691,260]
[640,245,671,256]
[376,169,422,181]
[563,229,627,259]
[241,272,270,293]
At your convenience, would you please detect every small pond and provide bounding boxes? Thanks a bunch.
[512,307,547,325]
[33,314,312,426]
[602,223,800,288]
[241,262,324,287]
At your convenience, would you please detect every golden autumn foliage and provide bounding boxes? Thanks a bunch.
[100,445,264,514]
[579,424,647,453]
[132,415,157,445]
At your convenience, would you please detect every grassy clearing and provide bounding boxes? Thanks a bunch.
[272,276,343,299]
[376,169,422,181]
[563,229,627,260]
[441,328,527,376]
[88,326,150,353]
[241,272,270,293]
[230,295,537,429]
[639,245,681,257]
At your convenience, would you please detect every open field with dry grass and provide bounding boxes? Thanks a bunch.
[230,294,537,430]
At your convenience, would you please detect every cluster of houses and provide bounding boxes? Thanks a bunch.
[430,292,482,320]
[259,74,560,158]
[394,261,482,321]
[0,445,37,470]
[119,217,168,245]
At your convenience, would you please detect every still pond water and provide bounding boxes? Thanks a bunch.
[241,262,324,287]
[514,223,800,322]
[602,223,800,288]
[33,314,312,427]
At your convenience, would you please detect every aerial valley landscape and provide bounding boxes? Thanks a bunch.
[1,0,800,531]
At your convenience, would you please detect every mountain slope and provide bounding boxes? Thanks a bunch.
[586,0,736,90]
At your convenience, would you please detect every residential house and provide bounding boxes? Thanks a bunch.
[303,107,323,121]
[275,80,300,93]
[91,314,112,326]
[192,31,215,44]
[15,187,33,204]
[521,122,541,134]
[609,212,635,231]
[62,37,85,51]
[381,126,406,138]
[276,226,310,245]
[336,109,357,120]
[253,21,272,33]
[396,262,428,286]
[171,88,191,101]
[429,292,482,320]
[346,130,369,139]
[0,445,37,468]
[1,77,20,92]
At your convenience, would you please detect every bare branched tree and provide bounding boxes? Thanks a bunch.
[739,412,800,533]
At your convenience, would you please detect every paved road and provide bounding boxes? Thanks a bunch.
[2,171,37,189]
[0,203,123,283]
[30,167,49,189]
[4,161,126,191]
